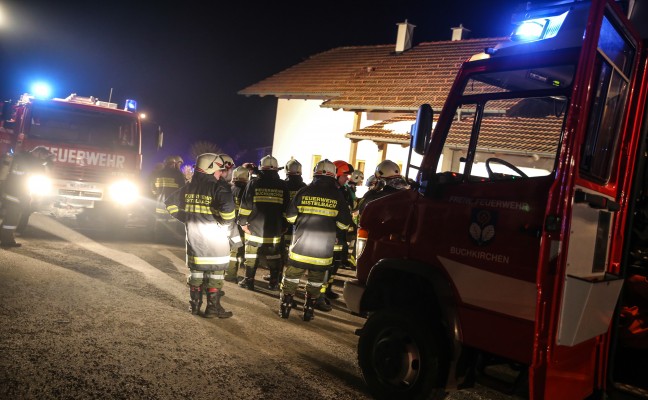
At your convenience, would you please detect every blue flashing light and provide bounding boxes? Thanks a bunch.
[512,11,569,42]
[124,99,137,112]
[31,82,52,99]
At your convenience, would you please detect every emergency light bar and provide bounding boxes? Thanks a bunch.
[124,99,137,112]
[512,11,569,42]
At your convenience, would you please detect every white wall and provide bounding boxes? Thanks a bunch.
[273,99,356,182]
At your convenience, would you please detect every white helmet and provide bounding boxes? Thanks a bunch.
[366,175,378,188]
[196,153,225,174]
[313,159,336,177]
[232,166,250,182]
[375,160,401,179]
[285,158,302,175]
[218,154,235,170]
[260,155,279,170]
[349,170,364,185]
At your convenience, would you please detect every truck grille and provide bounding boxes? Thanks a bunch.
[58,189,103,199]
[50,164,109,183]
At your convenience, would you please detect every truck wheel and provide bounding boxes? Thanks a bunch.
[358,308,448,400]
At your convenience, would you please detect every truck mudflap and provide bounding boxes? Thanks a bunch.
[343,278,364,315]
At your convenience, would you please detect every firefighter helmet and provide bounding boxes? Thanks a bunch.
[366,175,377,188]
[285,158,302,175]
[196,153,225,174]
[375,160,401,179]
[333,160,354,178]
[313,159,336,177]
[232,166,250,183]
[164,155,183,165]
[260,155,279,170]
[218,154,235,170]
[349,170,364,185]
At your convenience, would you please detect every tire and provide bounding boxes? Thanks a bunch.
[358,308,448,400]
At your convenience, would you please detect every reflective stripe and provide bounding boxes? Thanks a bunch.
[297,206,338,217]
[289,251,332,266]
[336,222,350,231]
[2,225,18,230]
[188,255,230,265]
[230,236,242,244]
[3,194,20,203]
[245,253,258,259]
[220,210,236,220]
[284,277,300,284]
[306,282,324,288]
[286,215,297,224]
[266,254,281,260]
[11,170,26,176]
[167,205,179,214]
[246,234,282,244]
[205,273,225,280]
[189,271,204,279]
[333,244,343,251]
[253,195,283,204]
[185,204,213,214]
[154,178,180,188]
[229,256,239,261]
[155,208,169,214]
[348,256,357,266]
[239,208,252,216]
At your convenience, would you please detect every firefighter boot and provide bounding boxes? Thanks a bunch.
[238,266,255,290]
[303,294,316,322]
[204,289,233,319]
[279,293,293,319]
[189,285,203,315]
[268,268,281,291]
[314,294,332,312]
[325,284,340,300]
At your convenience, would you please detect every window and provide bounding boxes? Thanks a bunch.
[579,13,635,183]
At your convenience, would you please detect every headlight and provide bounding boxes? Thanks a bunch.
[108,179,139,204]
[356,227,368,260]
[27,174,52,196]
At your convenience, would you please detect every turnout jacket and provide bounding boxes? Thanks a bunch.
[151,166,185,215]
[285,176,353,271]
[165,172,236,271]
[237,170,289,246]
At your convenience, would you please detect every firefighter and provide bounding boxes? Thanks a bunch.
[356,159,410,215]
[165,153,236,319]
[150,155,186,242]
[279,159,353,321]
[347,170,364,209]
[314,160,356,311]
[1,146,54,248]
[345,169,364,270]
[237,155,289,291]
[218,153,235,181]
[225,165,250,282]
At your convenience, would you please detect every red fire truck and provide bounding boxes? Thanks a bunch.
[344,0,648,399]
[0,93,143,226]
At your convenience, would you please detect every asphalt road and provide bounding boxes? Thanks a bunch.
[0,212,522,400]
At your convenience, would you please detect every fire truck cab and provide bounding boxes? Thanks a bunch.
[0,93,143,227]
[345,0,648,399]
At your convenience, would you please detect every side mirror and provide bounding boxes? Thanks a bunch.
[156,126,164,150]
[411,104,433,155]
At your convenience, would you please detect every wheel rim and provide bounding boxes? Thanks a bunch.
[371,326,421,389]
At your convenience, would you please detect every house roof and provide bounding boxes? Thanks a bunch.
[239,37,504,112]
[346,115,563,155]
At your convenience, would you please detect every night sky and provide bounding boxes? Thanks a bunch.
[0,0,522,169]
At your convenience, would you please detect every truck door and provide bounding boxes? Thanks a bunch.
[536,3,640,399]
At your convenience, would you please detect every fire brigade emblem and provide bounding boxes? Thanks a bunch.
[469,209,496,246]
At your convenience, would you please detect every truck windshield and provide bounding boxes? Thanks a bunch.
[437,64,574,180]
[27,102,139,150]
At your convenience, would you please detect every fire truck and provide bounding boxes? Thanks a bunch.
[0,93,143,226]
[344,0,648,399]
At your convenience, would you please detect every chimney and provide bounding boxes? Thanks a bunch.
[451,24,471,41]
[395,20,416,53]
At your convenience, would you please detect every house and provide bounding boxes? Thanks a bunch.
[239,22,505,194]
